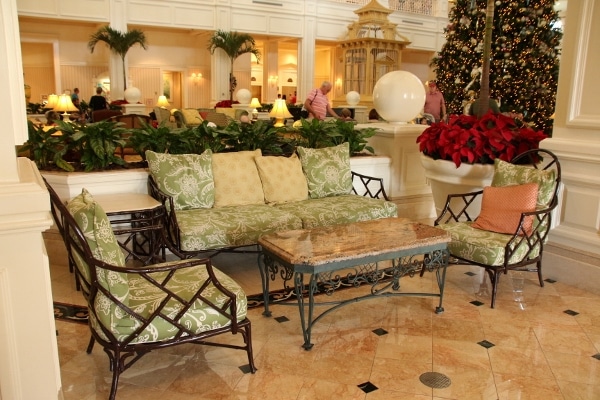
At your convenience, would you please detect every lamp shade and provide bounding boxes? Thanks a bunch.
[46,94,59,109]
[249,98,262,109]
[269,99,292,127]
[156,95,169,108]
[54,94,78,112]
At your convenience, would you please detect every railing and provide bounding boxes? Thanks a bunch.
[329,0,435,16]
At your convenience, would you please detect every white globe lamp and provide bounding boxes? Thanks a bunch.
[372,71,426,124]
[124,86,141,103]
[236,88,252,105]
[345,91,361,106]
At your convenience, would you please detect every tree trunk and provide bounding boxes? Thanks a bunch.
[477,0,495,118]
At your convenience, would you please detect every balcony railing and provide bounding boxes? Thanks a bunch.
[330,0,435,16]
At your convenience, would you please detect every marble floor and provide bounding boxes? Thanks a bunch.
[50,238,600,399]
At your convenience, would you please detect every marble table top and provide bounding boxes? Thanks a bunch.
[258,217,450,268]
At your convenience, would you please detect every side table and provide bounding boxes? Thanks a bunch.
[93,193,166,265]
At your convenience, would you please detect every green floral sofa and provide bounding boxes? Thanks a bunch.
[146,142,398,258]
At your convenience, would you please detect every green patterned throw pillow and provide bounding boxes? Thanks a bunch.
[491,158,556,208]
[296,142,352,199]
[146,150,215,210]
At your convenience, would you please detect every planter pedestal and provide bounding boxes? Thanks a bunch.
[420,154,494,217]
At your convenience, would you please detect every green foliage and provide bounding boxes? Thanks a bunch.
[330,119,376,155]
[180,122,228,154]
[54,119,126,172]
[88,25,147,89]
[27,102,45,114]
[20,121,73,172]
[219,119,287,154]
[432,0,562,132]
[292,118,338,149]
[128,120,188,158]
[207,30,260,101]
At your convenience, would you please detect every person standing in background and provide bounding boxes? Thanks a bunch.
[303,81,341,120]
[423,80,446,123]
[70,88,80,108]
[89,87,108,111]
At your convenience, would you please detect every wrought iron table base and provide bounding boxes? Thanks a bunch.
[259,248,449,350]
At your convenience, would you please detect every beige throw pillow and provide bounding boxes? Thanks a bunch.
[212,149,265,207]
[181,108,203,126]
[255,154,308,204]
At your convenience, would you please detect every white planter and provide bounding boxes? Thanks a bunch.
[350,155,392,196]
[420,154,494,217]
[42,168,149,202]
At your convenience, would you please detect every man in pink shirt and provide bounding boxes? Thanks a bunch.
[303,81,341,120]
[424,80,446,123]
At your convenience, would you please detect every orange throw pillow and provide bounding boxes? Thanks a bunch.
[472,183,539,235]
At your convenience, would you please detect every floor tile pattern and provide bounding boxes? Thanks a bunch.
[50,243,600,399]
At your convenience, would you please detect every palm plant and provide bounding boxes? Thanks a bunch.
[88,26,147,90]
[208,30,260,101]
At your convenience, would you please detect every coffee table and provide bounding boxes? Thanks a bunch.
[258,217,451,349]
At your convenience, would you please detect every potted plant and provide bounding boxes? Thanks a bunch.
[219,119,289,154]
[417,112,548,215]
[208,30,261,102]
[330,119,376,156]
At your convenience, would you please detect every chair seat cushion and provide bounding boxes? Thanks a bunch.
[90,262,247,344]
[439,221,540,266]
[175,204,303,251]
[274,194,398,229]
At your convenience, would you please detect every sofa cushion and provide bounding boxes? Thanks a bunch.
[255,154,308,204]
[491,158,556,208]
[181,108,203,126]
[146,150,214,210]
[174,204,302,251]
[296,142,352,199]
[212,149,265,207]
[472,183,539,235]
[274,194,398,229]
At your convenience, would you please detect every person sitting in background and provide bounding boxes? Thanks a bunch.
[368,108,381,122]
[340,108,355,122]
[89,87,108,111]
[45,110,60,126]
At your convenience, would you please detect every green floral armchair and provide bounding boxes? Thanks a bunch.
[45,180,256,400]
[429,149,561,308]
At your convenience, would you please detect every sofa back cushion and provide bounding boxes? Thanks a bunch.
[212,149,265,207]
[296,142,352,199]
[146,150,215,210]
[255,154,308,204]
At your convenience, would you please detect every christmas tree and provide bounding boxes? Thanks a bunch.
[431,0,562,133]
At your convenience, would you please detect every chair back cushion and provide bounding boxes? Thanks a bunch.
[66,189,129,321]
[212,149,265,207]
[491,158,557,208]
[146,150,215,210]
[296,142,352,199]
[472,183,539,235]
[254,153,308,203]
[181,108,203,126]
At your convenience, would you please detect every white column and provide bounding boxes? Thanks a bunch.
[543,0,600,257]
[264,41,279,102]
[298,0,317,102]
[0,1,62,399]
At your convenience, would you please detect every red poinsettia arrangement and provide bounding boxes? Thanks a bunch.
[416,111,548,167]
[214,100,239,108]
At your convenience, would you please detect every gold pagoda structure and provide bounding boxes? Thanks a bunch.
[339,0,411,100]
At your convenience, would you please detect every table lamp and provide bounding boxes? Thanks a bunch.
[45,94,59,109]
[249,97,261,120]
[269,99,292,127]
[53,93,79,122]
[156,95,169,108]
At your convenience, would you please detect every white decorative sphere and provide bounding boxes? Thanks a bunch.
[372,71,426,124]
[124,86,141,103]
[236,88,252,105]
[346,91,360,106]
